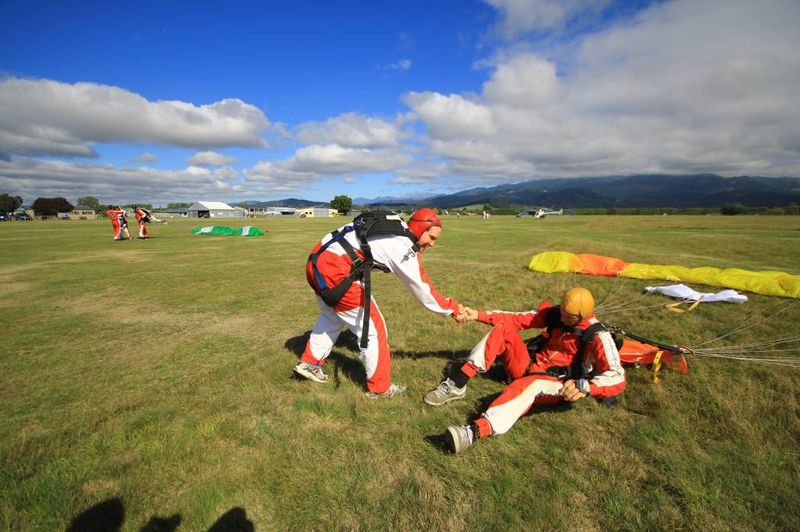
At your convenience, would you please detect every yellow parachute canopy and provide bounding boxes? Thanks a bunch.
[528,251,800,299]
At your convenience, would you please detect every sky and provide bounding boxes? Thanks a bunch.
[1,0,799,206]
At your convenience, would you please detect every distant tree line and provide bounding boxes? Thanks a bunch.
[577,204,800,215]
[0,193,23,214]
[31,197,74,215]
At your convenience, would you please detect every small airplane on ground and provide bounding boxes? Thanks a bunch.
[517,208,564,219]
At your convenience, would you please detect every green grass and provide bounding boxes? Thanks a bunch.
[1,215,799,530]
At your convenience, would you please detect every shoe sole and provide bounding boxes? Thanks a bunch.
[446,426,467,453]
[365,387,406,399]
[424,392,466,406]
[293,365,328,384]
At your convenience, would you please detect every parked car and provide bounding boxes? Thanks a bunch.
[13,212,32,220]
[0,213,7,221]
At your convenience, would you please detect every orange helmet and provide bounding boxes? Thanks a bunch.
[408,208,442,240]
[560,287,595,318]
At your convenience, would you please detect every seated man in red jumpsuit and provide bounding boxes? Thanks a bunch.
[295,208,462,399]
[427,287,626,452]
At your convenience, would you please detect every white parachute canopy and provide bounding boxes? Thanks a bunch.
[645,284,748,303]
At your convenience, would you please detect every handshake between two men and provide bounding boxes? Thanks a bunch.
[454,304,479,323]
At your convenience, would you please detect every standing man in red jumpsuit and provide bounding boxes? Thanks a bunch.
[424,287,626,452]
[295,208,462,398]
[106,206,131,240]
[133,205,150,239]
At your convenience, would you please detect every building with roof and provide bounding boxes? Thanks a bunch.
[247,206,296,216]
[69,205,97,220]
[186,201,244,218]
[295,207,338,218]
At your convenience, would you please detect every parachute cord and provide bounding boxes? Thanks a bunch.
[692,299,799,349]
[696,347,800,357]
[691,352,800,368]
[600,300,679,315]
[596,289,653,313]
[691,335,800,353]
[595,280,632,312]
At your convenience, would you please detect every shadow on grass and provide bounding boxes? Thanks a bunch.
[284,331,482,389]
[284,330,475,361]
[67,497,253,532]
[285,331,365,389]
[392,349,472,361]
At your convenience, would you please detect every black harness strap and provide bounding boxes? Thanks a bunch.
[525,306,608,381]
[569,322,607,380]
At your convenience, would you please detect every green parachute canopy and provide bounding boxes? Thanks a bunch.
[192,225,264,237]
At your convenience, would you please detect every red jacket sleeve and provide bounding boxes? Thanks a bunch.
[476,300,553,331]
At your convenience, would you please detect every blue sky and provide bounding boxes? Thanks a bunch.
[1,0,799,205]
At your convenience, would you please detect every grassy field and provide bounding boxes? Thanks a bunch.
[1,214,799,530]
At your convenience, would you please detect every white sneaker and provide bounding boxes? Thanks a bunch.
[424,378,466,406]
[365,383,407,399]
[293,362,329,383]
[446,425,474,454]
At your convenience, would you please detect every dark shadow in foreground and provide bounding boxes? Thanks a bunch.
[208,507,254,532]
[67,498,251,531]
[67,497,126,532]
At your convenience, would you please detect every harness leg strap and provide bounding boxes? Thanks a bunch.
[360,262,371,348]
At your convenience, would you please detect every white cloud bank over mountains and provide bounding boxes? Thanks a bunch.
[1,0,799,202]
[405,0,800,180]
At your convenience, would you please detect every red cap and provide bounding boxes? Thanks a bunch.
[408,208,442,239]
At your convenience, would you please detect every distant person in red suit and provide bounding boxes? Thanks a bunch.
[106,206,131,240]
[133,205,151,239]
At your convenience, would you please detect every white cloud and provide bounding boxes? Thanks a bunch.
[404,92,496,138]
[295,113,405,148]
[0,158,251,204]
[187,151,237,167]
[483,53,559,107]
[133,152,159,163]
[384,58,413,71]
[389,161,450,185]
[0,77,269,159]
[244,161,318,192]
[486,0,610,39]
[404,0,800,180]
[246,145,412,191]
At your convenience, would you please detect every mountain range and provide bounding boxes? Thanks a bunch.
[238,174,800,210]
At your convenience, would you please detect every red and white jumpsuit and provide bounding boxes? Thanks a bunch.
[107,208,120,238]
[107,208,131,240]
[134,207,150,238]
[466,301,626,438]
[302,224,459,394]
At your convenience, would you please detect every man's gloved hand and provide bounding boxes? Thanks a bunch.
[561,379,588,402]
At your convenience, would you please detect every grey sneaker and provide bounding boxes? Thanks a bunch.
[446,425,474,454]
[424,378,466,406]
[293,362,329,383]
[365,383,407,399]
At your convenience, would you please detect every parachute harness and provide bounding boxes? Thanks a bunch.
[308,211,419,349]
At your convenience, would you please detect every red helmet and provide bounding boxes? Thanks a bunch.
[408,208,442,240]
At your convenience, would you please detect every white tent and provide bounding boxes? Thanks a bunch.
[186,201,244,218]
